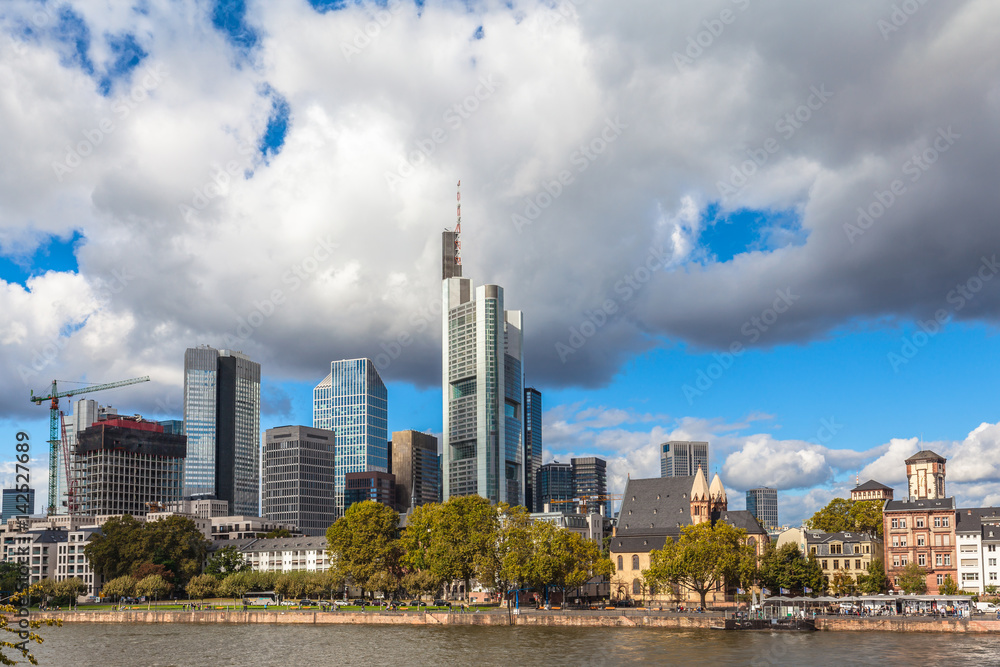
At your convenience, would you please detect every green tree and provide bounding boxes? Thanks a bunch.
[401,570,440,599]
[102,575,137,603]
[805,498,883,538]
[0,562,21,593]
[758,542,826,595]
[259,528,292,539]
[139,516,211,587]
[897,562,928,594]
[940,574,960,595]
[857,558,889,594]
[830,569,856,596]
[2,583,58,665]
[54,578,87,606]
[400,503,441,574]
[474,504,532,602]
[204,546,251,579]
[186,574,218,601]
[84,514,147,580]
[132,562,175,585]
[644,522,753,608]
[135,574,171,609]
[327,501,402,598]
[219,572,251,605]
[429,496,496,601]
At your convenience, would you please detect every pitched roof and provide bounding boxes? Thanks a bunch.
[709,473,727,502]
[717,510,767,536]
[955,507,1000,533]
[804,530,879,544]
[853,479,892,492]
[609,535,669,553]
[617,476,696,537]
[905,450,946,464]
[884,497,955,512]
[691,467,709,501]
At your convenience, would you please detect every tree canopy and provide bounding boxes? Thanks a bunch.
[758,542,826,595]
[84,515,210,588]
[897,562,928,594]
[805,498,884,538]
[204,545,252,579]
[327,500,402,596]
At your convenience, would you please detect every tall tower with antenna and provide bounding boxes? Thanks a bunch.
[442,180,462,279]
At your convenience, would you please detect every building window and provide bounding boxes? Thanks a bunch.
[934,517,941,528]
[855,560,862,570]
[937,574,944,585]
[893,556,900,567]
[822,560,828,569]
[936,554,943,566]
[632,579,640,595]
[901,519,907,528]
[632,555,640,571]
[891,518,898,529]
[918,554,926,566]
[617,556,623,571]
[917,536,925,547]
[833,560,839,570]
[942,517,949,527]
[901,557,907,566]
[916,518,924,528]
[892,536,899,547]
[900,537,907,547]
[944,555,951,566]
[991,573,998,582]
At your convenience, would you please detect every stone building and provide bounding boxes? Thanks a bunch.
[608,468,766,605]
[850,479,894,502]
[777,528,883,592]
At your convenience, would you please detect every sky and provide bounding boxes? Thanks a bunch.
[2,0,1000,526]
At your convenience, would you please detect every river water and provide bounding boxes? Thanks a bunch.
[28,623,1000,666]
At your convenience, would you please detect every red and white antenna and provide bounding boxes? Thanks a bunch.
[455,179,462,265]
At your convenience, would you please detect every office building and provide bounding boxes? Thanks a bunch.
[263,425,337,536]
[391,430,440,513]
[535,461,573,511]
[183,346,261,516]
[524,388,542,511]
[74,416,186,517]
[660,441,709,478]
[572,456,609,516]
[441,223,524,505]
[313,358,388,517]
[54,400,118,514]
[746,487,779,530]
[158,420,185,435]
[1,488,35,521]
[344,471,396,510]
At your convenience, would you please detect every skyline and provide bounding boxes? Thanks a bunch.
[2,0,1000,527]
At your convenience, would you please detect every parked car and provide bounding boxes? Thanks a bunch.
[433,599,451,608]
[299,599,315,607]
[351,599,365,606]
[407,600,424,607]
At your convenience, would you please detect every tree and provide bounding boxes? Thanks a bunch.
[327,501,402,599]
[758,542,826,595]
[830,569,856,596]
[644,522,753,608]
[1,583,58,665]
[857,559,889,594]
[204,546,251,580]
[219,572,251,605]
[897,562,928,594]
[186,574,218,601]
[84,514,147,580]
[940,574,960,595]
[102,575,137,603]
[0,562,21,593]
[805,498,883,538]
[474,504,532,603]
[429,496,496,601]
[135,574,171,609]
[259,528,292,539]
[54,578,87,606]
[401,570,440,599]
[132,562,175,585]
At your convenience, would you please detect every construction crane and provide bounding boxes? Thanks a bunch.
[30,376,151,515]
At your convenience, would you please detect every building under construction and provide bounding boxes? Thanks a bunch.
[74,416,186,517]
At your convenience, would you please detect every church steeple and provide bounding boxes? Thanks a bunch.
[690,466,711,524]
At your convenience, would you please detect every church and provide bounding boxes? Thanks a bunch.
[609,467,767,605]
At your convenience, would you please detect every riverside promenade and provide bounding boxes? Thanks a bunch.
[29,609,1000,632]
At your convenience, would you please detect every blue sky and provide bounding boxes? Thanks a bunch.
[2,0,1000,526]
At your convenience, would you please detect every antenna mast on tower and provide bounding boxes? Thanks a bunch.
[455,180,462,267]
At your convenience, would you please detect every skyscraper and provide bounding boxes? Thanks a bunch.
[313,358,388,518]
[572,456,609,516]
[524,388,542,511]
[1,488,35,521]
[660,441,709,478]
[535,461,573,511]
[55,399,118,514]
[391,430,440,513]
[745,487,778,530]
[183,346,261,516]
[263,425,336,535]
[441,218,524,506]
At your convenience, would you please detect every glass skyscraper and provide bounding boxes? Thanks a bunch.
[660,440,709,478]
[313,358,388,518]
[442,266,524,506]
[746,487,779,530]
[524,388,542,511]
[183,346,261,516]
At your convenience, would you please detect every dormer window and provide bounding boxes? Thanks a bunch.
[653,509,657,514]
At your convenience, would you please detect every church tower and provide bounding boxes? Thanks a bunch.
[709,472,728,514]
[690,466,711,524]
[905,450,946,500]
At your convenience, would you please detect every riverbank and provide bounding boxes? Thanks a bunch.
[28,609,1000,632]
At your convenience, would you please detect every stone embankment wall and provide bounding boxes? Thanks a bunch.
[31,610,716,629]
[817,617,1000,633]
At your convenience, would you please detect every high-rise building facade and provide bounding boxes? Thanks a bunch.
[441,243,524,505]
[344,471,396,511]
[1,488,35,521]
[660,441,709,478]
[75,416,186,516]
[263,425,337,536]
[746,487,779,530]
[54,400,118,514]
[535,461,573,511]
[572,456,609,516]
[313,358,388,518]
[391,430,440,513]
[524,388,542,511]
[183,346,261,516]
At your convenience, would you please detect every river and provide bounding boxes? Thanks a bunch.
[28,623,1000,666]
